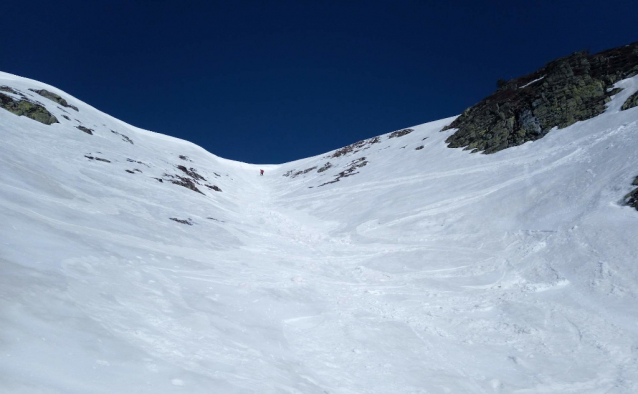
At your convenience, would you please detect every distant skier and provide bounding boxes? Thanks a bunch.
[260,169,264,176]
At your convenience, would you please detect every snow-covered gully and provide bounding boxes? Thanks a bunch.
[1,71,638,393]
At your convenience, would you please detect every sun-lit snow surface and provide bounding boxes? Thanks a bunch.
[1,70,638,394]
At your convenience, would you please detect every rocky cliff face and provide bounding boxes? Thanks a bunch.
[443,42,638,154]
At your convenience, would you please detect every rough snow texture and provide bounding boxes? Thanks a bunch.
[1,70,638,394]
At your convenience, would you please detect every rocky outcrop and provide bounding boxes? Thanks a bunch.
[388,128,413,138]
[443,42,638,153]
[331,136,380,158]
[29,89,79,111]
[0,91,58,125]
[621,91,638,111]
[626,176,638,211]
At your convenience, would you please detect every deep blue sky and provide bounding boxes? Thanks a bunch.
[2,1,635,163]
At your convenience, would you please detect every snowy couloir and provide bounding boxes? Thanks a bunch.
[1,66,638,394]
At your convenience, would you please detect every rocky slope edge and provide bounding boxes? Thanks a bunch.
[443,41,638,154]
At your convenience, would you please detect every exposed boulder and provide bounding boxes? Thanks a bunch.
[443,42,638,153]
[0,92,58,125]
[29,89,79,111]
[621,91,638,111]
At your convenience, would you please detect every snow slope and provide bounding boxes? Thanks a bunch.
[1,70,638,394]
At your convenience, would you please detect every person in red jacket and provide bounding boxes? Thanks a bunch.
[260,169,264,176]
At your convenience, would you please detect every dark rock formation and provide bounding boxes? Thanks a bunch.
[0,92,58,125]
[443,42,638,153]
[126,158,148,167]
[76,126,93,135]
[319,157,368,187]
[205,185,222,192]
[0,86,18,94]
[84,155,111,163]
[626,176,638,211]
[164,174,204,195]
[111,130,134,144]
[177,165,206,181]
[388,128,413,138]
[331,136,380,158]
[317,162,333,173]
[29,89,79,111]
[621,91,638,111]
[415,145,424,150]
[170,218,193,225]
[283,166,318,178]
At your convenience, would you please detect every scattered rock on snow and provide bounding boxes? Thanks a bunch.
[317,162,333,173]
[388,128,413,138]
[170,218,193,225]
[29,89,79,111]
[284,166,318,178]
[205,184,222,192]
[319,157,368,187]
[163,174,205,195]
[84,155,111,163]
[111,130,134,144]
[76,125,94,135]
[331,136,380,158]
[177,165,206,181]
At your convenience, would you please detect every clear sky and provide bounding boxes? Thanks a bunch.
[2,0,636,164]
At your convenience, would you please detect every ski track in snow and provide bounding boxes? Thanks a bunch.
[1,71,638,393]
